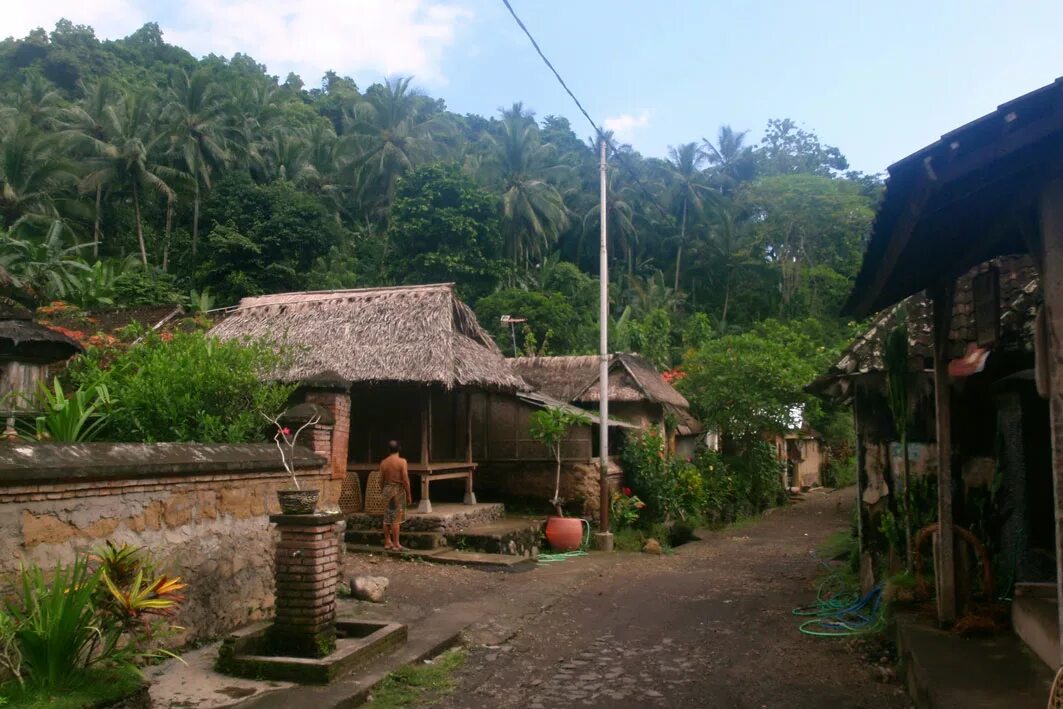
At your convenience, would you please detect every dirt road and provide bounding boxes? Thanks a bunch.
[438,489,910,709]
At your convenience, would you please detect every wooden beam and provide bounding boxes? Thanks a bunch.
[1037,177,1063,665]
[931,284,957,625]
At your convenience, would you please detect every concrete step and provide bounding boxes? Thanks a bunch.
[446,518,543,557]
[1013,583,1058,669]
[344,544,535,571]
[343,530,447,551]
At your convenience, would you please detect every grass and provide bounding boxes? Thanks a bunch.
[0,664,145,709]
[366,647,467,708]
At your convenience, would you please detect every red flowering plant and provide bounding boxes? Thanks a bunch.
[610,486,647,530]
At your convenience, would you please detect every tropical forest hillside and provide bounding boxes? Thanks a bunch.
[0,20,880,457]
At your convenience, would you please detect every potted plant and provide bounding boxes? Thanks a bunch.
[528,406,590,551]
[266,410,322,514]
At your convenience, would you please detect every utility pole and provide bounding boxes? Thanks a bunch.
[595,137,613,551]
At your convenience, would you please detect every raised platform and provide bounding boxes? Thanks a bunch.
[1013,582,1058,669]
[346,502,504,533]
[895,611,1053,708]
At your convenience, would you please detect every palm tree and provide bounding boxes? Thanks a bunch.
[696,202,755,329]
[343,77,449,218]
[702,125,755,194]
[0,116,77,237]
[60,79,119,257]
[581,165,638,273]
[164,69,230,258]
[666,142,713,291]
[481,104,571,267]
[78,90,183,266]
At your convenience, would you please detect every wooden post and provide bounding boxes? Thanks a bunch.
[465,391,473,463]
[931,285,957,625]
[420,387,430,466]
[1037,177,1063,665]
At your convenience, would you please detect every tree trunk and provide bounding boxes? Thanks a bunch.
[93,185,102,260]
[132,181,148,267]
[191,183,200,259]
[721,276,731,331]
[674,199,687,292]
[162,194,173,272]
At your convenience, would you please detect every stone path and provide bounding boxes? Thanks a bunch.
[439,489,912,708]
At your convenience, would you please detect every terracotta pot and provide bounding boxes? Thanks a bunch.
[277,489,319,515]
[545,516,584,552]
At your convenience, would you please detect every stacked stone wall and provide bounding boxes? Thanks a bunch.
[0,443,340,645]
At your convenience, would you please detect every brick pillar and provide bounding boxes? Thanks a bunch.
[269,512,344,657]
[304,388,351,480]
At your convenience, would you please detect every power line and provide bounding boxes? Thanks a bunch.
[499,0,673,222]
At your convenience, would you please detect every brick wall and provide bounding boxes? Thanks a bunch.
[0,443,341,645]
[304,389,351,479]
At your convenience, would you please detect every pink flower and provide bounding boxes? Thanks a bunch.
[281,427,291,436]
[623,487,632,497]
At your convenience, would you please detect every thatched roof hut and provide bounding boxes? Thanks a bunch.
[210,283,525,391]
[508,353,699,434]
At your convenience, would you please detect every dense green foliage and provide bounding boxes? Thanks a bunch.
[1,543,182,701]
[620,430,786,529]
[69,329,294,443]
[0,20,876,457]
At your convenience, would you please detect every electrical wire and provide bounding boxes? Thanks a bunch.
[499,0,675,223]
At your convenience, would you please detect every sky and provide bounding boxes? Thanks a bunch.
[6,0,1063,175]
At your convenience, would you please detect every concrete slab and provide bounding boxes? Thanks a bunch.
[895,612,1053,708]
[431,550,537,570]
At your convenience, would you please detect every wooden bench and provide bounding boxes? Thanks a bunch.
[347,461,477,514]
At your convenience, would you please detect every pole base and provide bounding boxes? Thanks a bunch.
[593,532,614,552]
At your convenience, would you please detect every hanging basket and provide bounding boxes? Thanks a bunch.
[277,489,319,515]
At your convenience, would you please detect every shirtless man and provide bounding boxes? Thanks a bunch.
[379,440,412,550]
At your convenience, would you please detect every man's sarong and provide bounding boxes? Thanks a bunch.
[382,482,406,525]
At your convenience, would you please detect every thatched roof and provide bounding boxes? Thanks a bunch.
[510,353,689,407]
[509,353,699,435]
[210,284,525,391]
[0,298,82,364]
[808,255,1040,402]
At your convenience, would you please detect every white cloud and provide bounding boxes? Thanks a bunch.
[3,1,472,88]
[3,0,148,40]
[162,0,472,86]
[603,111,651,142]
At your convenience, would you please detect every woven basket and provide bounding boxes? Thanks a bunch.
[277,489,319,515]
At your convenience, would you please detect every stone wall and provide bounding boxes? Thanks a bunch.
[0,442,340,645]
[477,459,622,519]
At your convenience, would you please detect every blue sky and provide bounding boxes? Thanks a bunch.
[9,0,1063,174]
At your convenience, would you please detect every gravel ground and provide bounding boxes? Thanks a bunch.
[425,489,912,709]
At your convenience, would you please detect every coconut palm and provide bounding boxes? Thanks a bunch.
[702,125,756,194]
[164,69,230,257]
[666,142,715,291]
[0,116,77,237]
[343,77,449,217]
[480,104,571,267]
[60,79,119,257]
[78,90,183,266]
[581,165,639,273]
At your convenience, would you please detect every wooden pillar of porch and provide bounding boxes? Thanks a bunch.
[418,387,432,513]
[931,284,957,625]
[1037,177,1063,665]
[464,391,476,505]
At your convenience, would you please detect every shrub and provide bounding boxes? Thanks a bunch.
[620,429,705,525]
[111,268,184,307]
[22,380,113,442]
[70,330,294,443]
[2,545,183,694]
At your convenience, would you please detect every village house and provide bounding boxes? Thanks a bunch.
[841,75,1063,673]
[508,353,703,455]
[810,257,1043,593]
[210,283,630,519]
